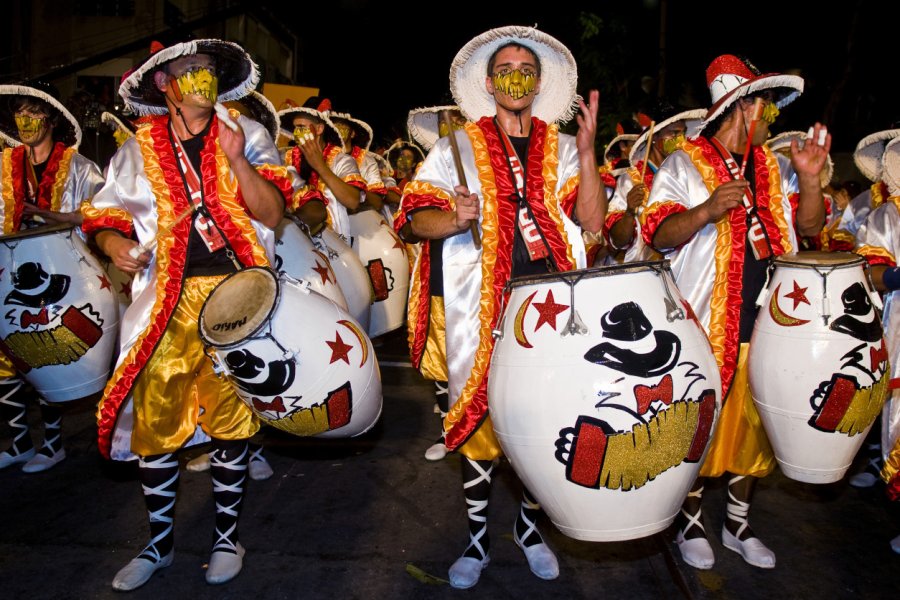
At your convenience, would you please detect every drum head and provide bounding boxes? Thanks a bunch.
[507,259,671,291]
[774,251,864,269]
[0,223,74,242]
[199,268,278,347]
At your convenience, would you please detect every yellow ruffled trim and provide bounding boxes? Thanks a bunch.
[871,181,885,209]
[402,179,456,208]
[81,203,133,230]
[49,147,75,213]
[856,244,896,265]
[213,139,269,267]
[762,146,793,254]
[540,124,575,267]
[882,433,900,484]
[1,149,13,233]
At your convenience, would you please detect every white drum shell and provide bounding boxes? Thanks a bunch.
[202,272,382,438]
[274,219,348,310]
[313,228,372,331]
[0,227,119,401]
[348,211,409,338]
[489,264,721,541]
[749,255,887,483]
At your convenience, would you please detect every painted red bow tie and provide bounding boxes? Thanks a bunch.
[635,374,674,415]
[252,396,286,413]
[21,307,50,328]
[870,341,888,372]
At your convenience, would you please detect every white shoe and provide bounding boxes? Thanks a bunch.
[448,555,489,589]
[206,543,245,584]
[517,541,559,580]
[675,529,715,569]
[249,458,274,481]
[0,447,35,469]
[112,551,174,591]
[721,526,775,568]
[185,453,211,472]
[22,449,65,473]
[424,442,447,461]
[849,471,878,488]
[890,534,900,555]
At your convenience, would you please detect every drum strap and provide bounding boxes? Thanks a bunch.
[709,138,775,261]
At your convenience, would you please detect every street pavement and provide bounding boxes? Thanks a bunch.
[1,330,898,599]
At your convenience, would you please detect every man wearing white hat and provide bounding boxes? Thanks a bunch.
[643,54,830,570]
[331,111,388,212]
[395,25,606,588]
[0,81,105,473]
[83,39,296,590]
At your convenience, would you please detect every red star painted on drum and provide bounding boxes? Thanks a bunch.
[120,280,132,298]
[97,274,112,290]
[312,260,331,285]
[784,280,810,310]
[327,331,353,364]
[532,289,569,331]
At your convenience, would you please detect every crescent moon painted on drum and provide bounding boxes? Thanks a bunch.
[768,283,810,327]
[338,319,369,367]
[513,291,539,348]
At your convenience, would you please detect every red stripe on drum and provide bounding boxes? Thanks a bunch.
[687,389,717,462]
[326,382,352,430]
[569,416,608,488]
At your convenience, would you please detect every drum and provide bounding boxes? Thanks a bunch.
[489,261,721,541]
[311,228,372,331]
[199,267,382,438]
[749,251,888,483]
[0,224,119,401]
[97,257,133,321]
[348,210,410,338]
[274,219,348,310]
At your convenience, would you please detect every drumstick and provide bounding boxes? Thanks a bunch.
[214,103,239,132]
[739,98,764,180]
[128,203,196,259]
[441,111,481,249]
[639,121,656,181]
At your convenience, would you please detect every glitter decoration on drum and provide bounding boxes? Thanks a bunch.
[365,259,392,302]
[768,280,811,327]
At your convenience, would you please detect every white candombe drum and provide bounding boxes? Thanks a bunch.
[274,219,348,310]
[348,210,409,338]
[0,224,119,401]
[97,257,134,321]
[489,262,721,541]
[312,227,372,331]
[749,251,888,484]
[199,267,382,438]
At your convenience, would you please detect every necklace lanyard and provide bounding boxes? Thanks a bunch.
[492,118,549,262]
[709,138,773,260]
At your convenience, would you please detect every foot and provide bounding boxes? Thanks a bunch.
[891,535,900,555]
[0,447,35,470]
[516,540,559,580]
[249,457,274,481]
[206,543,245,584]
[721,525,775,568]
[675,528,715,569]
[448,555,489,589]
[849,471,878,488]
[185,453,211,473]
[22,448,65,473]
[112,551,174,591]
[424,441,447,461]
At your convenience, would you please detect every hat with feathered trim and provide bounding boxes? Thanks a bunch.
[118,39,259,116]
[768,130,834,188]
[386,138,426,166]
[330,112,374,152]
[0,82,82,148]
[700,54,803,132]
[629,108,707,165]
[101,110,136,138]
[603,133,638,166]
[277,97,343,147]
[225,91,279,141]
[406,105,464,151]
[881,136,900,195]
[450,25,578,124]
[853,129,900,182]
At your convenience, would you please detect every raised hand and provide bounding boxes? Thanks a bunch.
[576,90,600,156]
[790,123,832,179]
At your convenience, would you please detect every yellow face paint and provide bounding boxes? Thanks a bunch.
[491,68,537,101]
[761,102,780,125]
[293,125,314,145]
[174,67,218,103]
[334,122,351,143]
[15,114,45,141]
[438,119,465,138]
[662,133,685,156]
[113,129,131,147]
[396,155,414,171]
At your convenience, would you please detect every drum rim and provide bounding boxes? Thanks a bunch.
[198,266,280,349]
[0,223,75,241]
[774,251,865,269]
[506,259,672,290]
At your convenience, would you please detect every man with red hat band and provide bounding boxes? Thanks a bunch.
[642,54,830,570]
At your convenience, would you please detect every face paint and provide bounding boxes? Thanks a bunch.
[396,155,414,171]
[293,125,314,145]
[113,129,131,147]
[438,117,465,138]
[15,114,45,141]
[760,102,780,125]
[334,122,351,143]
[662,133,685,156]
[174,67,218,103]
[491,68,537,100]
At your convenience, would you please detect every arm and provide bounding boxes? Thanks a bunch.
[409,186,479,240]
[573,90,606,233]
[294,198,328,234]
[651,179,746,249]
[609,183,647,248]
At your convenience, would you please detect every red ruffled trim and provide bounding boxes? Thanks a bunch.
[394,192,452,232]
[256,167,293,210]
[9,142,67,229]
[604,210,630,249]
[559,184,578,220]
[887,472,900,501]
[82,215,133,238]
[293,189,327,210]
[347,179,367,192]
[748,146,785,252]
[862,254,895,268]
[9,146,25,229]
[829,239,855,253]
[601,170,617,190]
[409,246,432,369]
[642,201,687,248]
[631,161,656,189]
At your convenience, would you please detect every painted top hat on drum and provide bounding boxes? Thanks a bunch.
[0,81,82,148]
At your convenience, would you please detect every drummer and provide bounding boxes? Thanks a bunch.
[395,26,606,588]
[0,81,104,473]
[330,111,388,212]
[642,54,829,570]
[82,39,295,590]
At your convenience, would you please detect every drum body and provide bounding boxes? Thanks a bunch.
[199,267,382,438]
[489,261,721,541]
[312,228,372,331]
[348,210,409,338]
[749,252,888,483]
[0,225,119,401]
[274,219,348,310]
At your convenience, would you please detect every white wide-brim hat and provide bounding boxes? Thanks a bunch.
[386,138,426,165]
[603,133,638,166]
[0,84,82,148]
[119,39,258,116]
[407,105,460,151]
[101,111,135,139]
[224,91,279,141]
[450,25,578,124]
[881,136,900,196]
[629,109,707,165]
[331,112,374,152]
[768,130,834,187]
[853,129,900,182]
[277,106,343,147]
